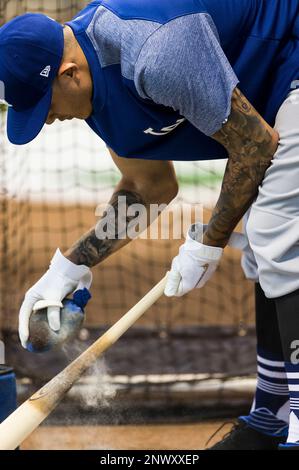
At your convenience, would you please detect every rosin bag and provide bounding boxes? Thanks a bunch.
[0,366,17,423]
[27,288,91,353]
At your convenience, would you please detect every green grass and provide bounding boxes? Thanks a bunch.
[40,168,224,189]
[177,172,223,187]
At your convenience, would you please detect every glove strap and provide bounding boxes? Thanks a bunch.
[188,223,248,251]
[186,229,223,261]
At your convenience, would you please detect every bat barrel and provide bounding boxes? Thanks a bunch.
[0,401,46,450]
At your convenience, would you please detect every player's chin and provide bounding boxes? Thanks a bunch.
[72,113,89,120]
[81,110,93,120]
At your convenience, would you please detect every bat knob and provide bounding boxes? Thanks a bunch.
[27,289,91,353]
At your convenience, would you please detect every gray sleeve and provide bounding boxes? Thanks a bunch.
[134,13,239,136]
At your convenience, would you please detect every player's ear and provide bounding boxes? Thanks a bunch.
[57,62,78,80]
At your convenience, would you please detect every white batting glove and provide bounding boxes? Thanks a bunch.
[19,249,92,349]
[164,226,222,297]
[164,223,247,297]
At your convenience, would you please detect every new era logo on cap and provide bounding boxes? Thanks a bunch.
[40,65,51,78]
[0,80,4,100]
[0,80,12,106]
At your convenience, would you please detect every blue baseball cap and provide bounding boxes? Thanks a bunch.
[0,13,64,145]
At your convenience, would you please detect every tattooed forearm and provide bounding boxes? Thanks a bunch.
[203,88,279,248]
[65,189,146,267]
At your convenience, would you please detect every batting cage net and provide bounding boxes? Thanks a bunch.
[0,1,256,419]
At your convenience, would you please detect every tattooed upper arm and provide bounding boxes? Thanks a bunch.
[202,87,279,248]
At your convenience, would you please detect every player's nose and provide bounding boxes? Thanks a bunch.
[46,112,56,125]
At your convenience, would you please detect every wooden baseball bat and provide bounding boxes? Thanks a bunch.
[0,274,168,450]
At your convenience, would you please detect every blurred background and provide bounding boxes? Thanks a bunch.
[0,0,256,450]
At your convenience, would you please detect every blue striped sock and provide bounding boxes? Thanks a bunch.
[240,350,289,437]
[285,362,299,443]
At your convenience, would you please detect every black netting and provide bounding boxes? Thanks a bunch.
[0,1,256,399]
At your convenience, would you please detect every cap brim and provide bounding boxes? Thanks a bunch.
[7,87,52,145]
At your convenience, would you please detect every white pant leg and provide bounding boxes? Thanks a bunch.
[246,89,299,298]
[241,208,259,282]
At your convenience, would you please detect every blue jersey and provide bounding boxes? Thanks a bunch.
[66,0,299,161]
